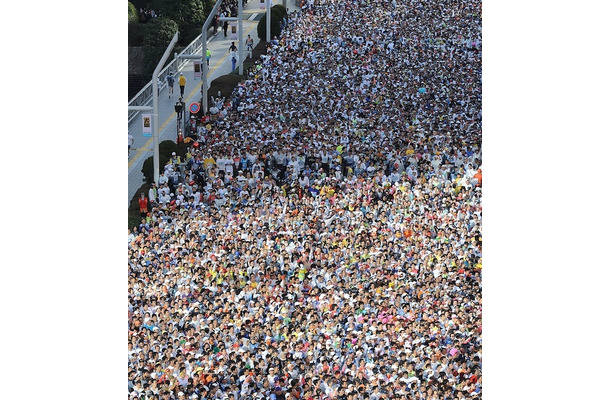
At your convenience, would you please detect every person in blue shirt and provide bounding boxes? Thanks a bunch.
[166,72,175,98]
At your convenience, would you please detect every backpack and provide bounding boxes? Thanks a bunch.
[167,75,174,86]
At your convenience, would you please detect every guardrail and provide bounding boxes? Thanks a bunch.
[128,33,208,124]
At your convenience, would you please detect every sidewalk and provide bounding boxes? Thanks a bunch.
[127,0,292,206]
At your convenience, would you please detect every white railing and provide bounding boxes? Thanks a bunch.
[128,33,208,123]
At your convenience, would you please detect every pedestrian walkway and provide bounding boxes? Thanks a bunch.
[127,0,294,206]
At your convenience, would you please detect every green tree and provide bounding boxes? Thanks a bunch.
[128,2,139,23]
[143,17,179,74]
[159,0,205,25]
[157,0,207,45]
[202,0,214,16]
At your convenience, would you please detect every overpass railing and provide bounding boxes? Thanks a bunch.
[128,34,206,124]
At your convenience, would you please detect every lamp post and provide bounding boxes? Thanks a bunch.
[174,101,184,141]
[152,31,179,184]
[266,0,271,43]
[201,0,225,116]
[238,0,243,75]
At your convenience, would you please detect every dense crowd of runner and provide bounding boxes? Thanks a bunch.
[129,0,482,399]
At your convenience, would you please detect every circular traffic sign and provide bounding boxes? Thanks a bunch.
[189,102,200,114]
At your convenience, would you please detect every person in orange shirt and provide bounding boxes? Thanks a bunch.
[138,192,149,217]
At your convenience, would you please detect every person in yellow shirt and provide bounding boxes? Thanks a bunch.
[178,73,186,98]
[203,154,216,170]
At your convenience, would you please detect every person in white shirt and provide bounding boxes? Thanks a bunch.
[297,153,306,170]
[216,156,226,172]
[158,172,169,186]
[320,150,330,174]
[158,192,171,206]
[340,134,350,147]
[274,151,287,169]
[148,184,157,205]
[128,132,134,156]
[288,157,300,176]
[298,174,310,188]
[430,154,442,171]
[225,159,234,178]
[175,192,185,206]
[236,170,248,188]
[158,183,170,197]
[193,189,202,206]
[246,151,257,166]
[334,167,343,180]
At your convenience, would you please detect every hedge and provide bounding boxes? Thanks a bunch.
[257,13,281,41]
[272,4,288,19]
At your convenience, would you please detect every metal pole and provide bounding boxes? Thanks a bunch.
[266,0,271,43]
[202,33,207,114]
[202,0,226,115]
[153,31,180,184]
[238,0,243,75]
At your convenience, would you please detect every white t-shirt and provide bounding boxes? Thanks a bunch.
[299,175,310,188]
[148,187,157,202]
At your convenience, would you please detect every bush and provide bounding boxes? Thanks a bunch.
[159,140,179,158]
[271,7,285,23]
[128,2,139,23]
[128,22,146,46]
[141,154,170,184]
[272,4,288,19]
[257,13,281,41]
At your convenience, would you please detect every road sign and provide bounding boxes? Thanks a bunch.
[189,102,200,114]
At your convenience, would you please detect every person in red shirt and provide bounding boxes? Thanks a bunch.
[139,192,149,217]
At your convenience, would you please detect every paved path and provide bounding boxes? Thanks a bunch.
[127,0,297,206]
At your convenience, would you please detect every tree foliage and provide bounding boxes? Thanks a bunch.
[159,0,205,25]
[143,17,179,74]
[156,0,208,45]
[203,0,214,16]
[128,2,139,23]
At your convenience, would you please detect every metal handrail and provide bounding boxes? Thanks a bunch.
[128,34,206,123]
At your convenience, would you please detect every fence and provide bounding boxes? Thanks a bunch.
[127,32,209,124]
